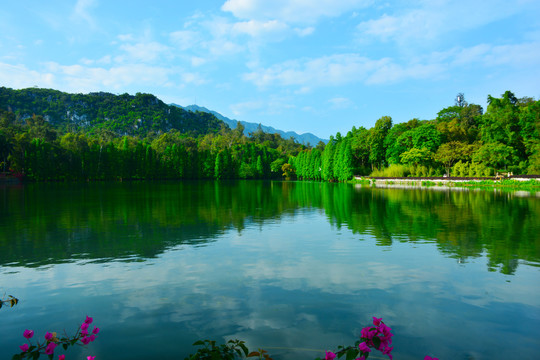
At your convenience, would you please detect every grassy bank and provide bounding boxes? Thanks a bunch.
[350,177,540,191]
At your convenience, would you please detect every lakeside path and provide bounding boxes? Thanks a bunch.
[356,175,540,183]
[353,176,540,195]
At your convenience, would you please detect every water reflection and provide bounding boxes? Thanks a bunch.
[1,181,539,274]
[1,181,540,360]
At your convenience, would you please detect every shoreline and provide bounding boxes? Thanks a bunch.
[352,175,540,193]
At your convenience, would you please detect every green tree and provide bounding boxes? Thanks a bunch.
[368,116,392,169]
[434,141,475,176]
[411,123,442,153]
[400,147,433,167]
[270,158,286,176]
[321,136,335,181]
[472,142,518,170]
[281,162,294,180]
[214,151,224,179]
[481,91,524,159]
[350,126,370,174]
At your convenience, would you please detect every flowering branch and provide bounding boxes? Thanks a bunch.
[319,317,395,360]
[12,316,99,360]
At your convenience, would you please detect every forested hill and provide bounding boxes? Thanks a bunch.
[179,104,328,146]
[0,87,224,137]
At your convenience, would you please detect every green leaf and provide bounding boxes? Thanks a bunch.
[247,352,260,357]
[193,340,205,346]
[345,348,359,360]
[62,343,68,350]
[239,342,249,356]
[372,336,381,350]
[11,354,22,360]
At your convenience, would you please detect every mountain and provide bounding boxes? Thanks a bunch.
[176,104,328,145]
[0,87,223,137]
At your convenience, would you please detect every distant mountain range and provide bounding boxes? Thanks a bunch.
[0,86,328,145]
[174,104,328,145]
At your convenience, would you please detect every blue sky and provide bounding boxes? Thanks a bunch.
[1,0,539,138]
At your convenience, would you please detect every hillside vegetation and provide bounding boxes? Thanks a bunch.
[0,87,223,136]
[0,88,538,181]
[291,91,540,180]
[0,87,308,181]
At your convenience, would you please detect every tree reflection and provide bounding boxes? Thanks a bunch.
[1,181,538,274]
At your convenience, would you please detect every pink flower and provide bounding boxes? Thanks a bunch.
[45,331,53,341]
[59,355,66,360]
[23,329,34,339]
[81,322,89,331]
[358,342,371,353]
[378,323,392,336]
[324,351,337,360]
[84,316,93,325]
[45,342,57,355]
[356,357,365,360]
[360,326,377,340]
[81,336,91,345]
[89,335,96,342]
[92,327,100,335]
[379,335,392,349]
[382,345,394,360]
[19,343,29,352]
[87,357,95,360]
[81,329,89,336]
[424,357,439,360]
[373,317,382,326]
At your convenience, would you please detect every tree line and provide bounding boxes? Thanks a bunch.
[1,89,538,181]
[0,108,308,181]
[289,91,539,180]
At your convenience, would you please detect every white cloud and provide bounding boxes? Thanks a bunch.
[181,72,207,86]
[117,34,135,42]
[230,100,264,116]
[356,0,537,45]
[0,62,56,89]
[80,55,112,66]
[439,42,540,68]
[117,41,171,63]
[170,30,201,51]
[221,0,372,23]
[190,56,207,67]
[231,20,289,38]
[365,60,445,84]
[72,0,97,28]
[294,27,315,37]
[328,97,354,109]
[243,36,540,90]
[243,54,384,88]
[481,42,540,67]
[34,62,174,93]
[207,39,244,56]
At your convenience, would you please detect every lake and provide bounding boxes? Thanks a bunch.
[1,181,539,359]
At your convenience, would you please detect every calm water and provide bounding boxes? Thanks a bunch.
[1,181,539,360]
